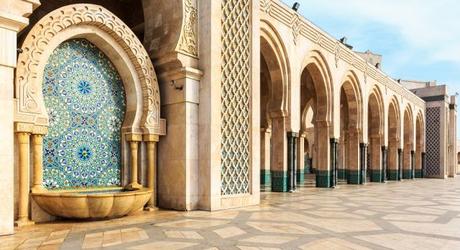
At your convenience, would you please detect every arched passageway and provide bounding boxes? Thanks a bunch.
[387,98,401,180]
[300,52,333,187]
[403,107,415,179]
[338,74,362,184]
[415,112,425,178]
[367,88,385,183]
[259,25,290,192]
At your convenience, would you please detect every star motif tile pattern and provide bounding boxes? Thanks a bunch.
[3,177,460,249]
[42,39,126,189]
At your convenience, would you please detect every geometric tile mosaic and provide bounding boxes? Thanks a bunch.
[426,107,441,177]
[42,39,125,189]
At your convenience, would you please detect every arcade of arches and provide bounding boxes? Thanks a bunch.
[1,0,454,236]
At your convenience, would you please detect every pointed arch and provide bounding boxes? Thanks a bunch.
[340,70,363,134]
[368,85,385,136]
[260,20,291,118]
[300,50,334,124]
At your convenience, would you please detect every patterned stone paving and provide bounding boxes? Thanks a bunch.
[3,178,460,249]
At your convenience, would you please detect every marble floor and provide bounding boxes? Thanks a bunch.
[3,177,460,250]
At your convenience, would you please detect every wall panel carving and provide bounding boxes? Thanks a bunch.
[221,0,251,195]
[177,0,198,57]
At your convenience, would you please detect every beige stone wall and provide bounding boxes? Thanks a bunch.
[0,0,40,236]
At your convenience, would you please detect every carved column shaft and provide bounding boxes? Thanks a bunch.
[144,134,159,209]
[126,134,142,190]
[16,132,33,226]
[31,134,45,192]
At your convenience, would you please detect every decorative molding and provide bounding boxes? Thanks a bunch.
[177,0,198,57]
[15,4,164,135]
[260,0,425,108]
[291,14,300,45]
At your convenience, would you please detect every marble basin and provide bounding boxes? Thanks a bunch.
[32,188,152,219]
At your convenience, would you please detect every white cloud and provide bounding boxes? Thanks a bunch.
[287,0,460,65]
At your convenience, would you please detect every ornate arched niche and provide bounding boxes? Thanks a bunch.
[13,4,165,224]
[15,4,164,135]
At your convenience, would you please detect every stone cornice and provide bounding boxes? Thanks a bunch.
[260,0,425,109]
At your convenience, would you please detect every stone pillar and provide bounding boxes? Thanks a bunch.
[144,134,159,209]
[387,139,399,180]
[15,132,33,227]
[158,67,201,210]
[126,134,142,190]
[359,143,367,184]
[381,146,388,182]
[330,138,338,187]
[297,135,305,185]
[260,128,271,186]
[287,132,298,192]
[448,97,457,177]
[0,0,39,234]
[369,136,382,182]
[315,121,332,188]
[403,146,412,179]
[271,117,288,192]
[347,128,360,184]
[411,150,415,179]
[421,152,426,178]
[31,134,45,192]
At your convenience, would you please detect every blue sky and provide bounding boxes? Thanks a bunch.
[281,0,460,137]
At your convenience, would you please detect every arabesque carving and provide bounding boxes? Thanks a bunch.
[177,0,198,57]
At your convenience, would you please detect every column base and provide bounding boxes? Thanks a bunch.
[316,170,333,188]
[347,170,360,184]
[338,169,346,179]
[415,169,423,178]
[296,169,305,184]
[271,171,288,192]
[15,218,34,227]
[387,170,399,180]
[402,169,412,179]
[370,169,384,183]
[261,170,271,186]
[125,182,142,190]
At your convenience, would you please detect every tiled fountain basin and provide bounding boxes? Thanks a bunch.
[32,188,152,219]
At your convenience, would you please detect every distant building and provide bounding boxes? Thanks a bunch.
[401,80,457,178]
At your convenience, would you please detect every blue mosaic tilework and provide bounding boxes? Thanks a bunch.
[42,39,126,189]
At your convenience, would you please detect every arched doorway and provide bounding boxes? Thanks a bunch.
[300,51,333,187]
[415,111,425,178]
[367,88,385,183]
[387,98,401,180]
[260,23,289,192]
[403,106,414,179]
[339,73,362,184]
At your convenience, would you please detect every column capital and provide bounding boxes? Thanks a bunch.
[143,134,160,142]
[126,133,143,142]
